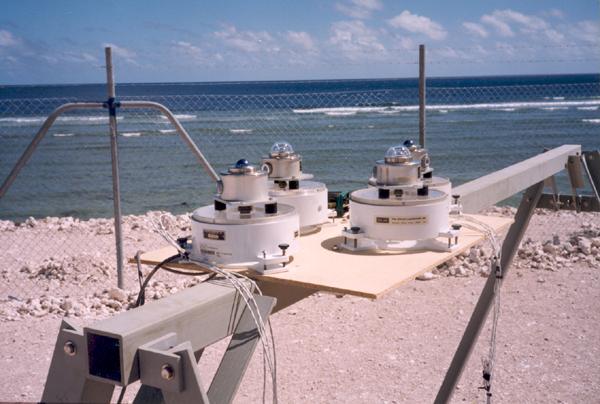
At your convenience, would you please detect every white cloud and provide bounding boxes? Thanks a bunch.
[214,25,278,53]
[394,35,415,51]
[171,41,225,66]
[103,43,137,63]
[571,20,600,43]
[59,51,99,64]
[495,41,516,56]
[173,41,204,59]
[387,11,447,40]
[543,28,565,43]
[329,20,385,59]
[285,31,316,51]
[335,0,382,19]
[462,22,488,38]
[494,9,547,31]
[81,53,97,63]
[481,13,514,37]
[481,9,567,44]
[0,30,19,47]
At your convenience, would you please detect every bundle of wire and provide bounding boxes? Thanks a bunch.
[452,213,503,403]
[132,214,279,404]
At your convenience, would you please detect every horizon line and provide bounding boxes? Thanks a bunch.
[2,72,598,88]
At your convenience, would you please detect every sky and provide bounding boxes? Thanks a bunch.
[0,0,599,84]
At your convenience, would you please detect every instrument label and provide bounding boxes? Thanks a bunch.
[376,216,428,225]
[203,229,225,241]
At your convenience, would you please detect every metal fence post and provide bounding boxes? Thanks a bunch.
[419,44,426,148]
[105,47,125,289]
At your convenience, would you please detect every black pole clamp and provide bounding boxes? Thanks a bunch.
[493,256,502,279]
[103,97,121,117]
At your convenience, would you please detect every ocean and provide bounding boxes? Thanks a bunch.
[1,74,599,221]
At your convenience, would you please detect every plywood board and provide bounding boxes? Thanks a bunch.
[131,214,512,299]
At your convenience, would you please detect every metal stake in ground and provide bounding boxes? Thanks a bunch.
[105,46,125,289]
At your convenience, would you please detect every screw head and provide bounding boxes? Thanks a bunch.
[161,364,175,380]
[63,340,77,356]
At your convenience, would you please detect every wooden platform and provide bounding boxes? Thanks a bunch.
[132,214,512,299]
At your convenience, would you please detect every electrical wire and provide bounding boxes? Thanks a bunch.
[135,250,144,291]
[134,253,182,308]
[452,213,503,402]
[148,215,278,403]
[149,213,186,254]
[186,258,278,403]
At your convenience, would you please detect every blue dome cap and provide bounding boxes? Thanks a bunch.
[403,139,414,148]
[235,159,249,168]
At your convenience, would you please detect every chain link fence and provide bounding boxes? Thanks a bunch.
[0,80,599,313]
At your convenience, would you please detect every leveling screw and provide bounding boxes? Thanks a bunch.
[451,224,462,245]
[161,364,175,380]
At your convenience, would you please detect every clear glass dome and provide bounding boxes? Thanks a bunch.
[270,141,294,157]
[384,145,411,160]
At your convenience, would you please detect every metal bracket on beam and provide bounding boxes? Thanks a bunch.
[43,281,276,404]
[41,319,115,403]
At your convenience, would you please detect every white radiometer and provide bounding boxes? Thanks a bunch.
[189,141,330,274]
[261,141,329,235]
[190,158,300,274]
[342,140,457,252]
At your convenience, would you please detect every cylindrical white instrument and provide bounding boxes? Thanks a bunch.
[191,203,299,265]
[261,142,329,234]
[190,158,300,269]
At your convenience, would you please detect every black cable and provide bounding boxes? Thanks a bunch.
[134,254,181,308]
[116,385,126,404]
[135,251,144,291]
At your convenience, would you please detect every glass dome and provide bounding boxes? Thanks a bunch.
[384,145,411,160]
[270,141,294,157]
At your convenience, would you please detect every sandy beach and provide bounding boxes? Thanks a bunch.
[0,208,599,403]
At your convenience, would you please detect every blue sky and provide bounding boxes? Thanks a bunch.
[1,0,598,84]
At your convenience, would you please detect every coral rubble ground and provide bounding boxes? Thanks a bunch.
[0,209,598,402]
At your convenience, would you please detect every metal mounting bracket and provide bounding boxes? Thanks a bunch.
[42,282,276,404]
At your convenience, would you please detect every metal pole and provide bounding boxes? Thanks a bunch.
[0,103,104,199]
[105,47,125,289]
[434,181,545,404]
[419,44,426,148]
[120,101,220,182]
